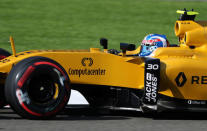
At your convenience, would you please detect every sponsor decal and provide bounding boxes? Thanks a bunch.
[81,57,93,66]
[187,100,206,105]
[16,89,30,104]
[191,76,207,84]
[143,58,160,105]
[69,68,106,77]
[175,72,207,86]
[181,22,190,25]
[145,72,158,103]
[175,72,187,87]
[16,51,32,57]
[0,52,32,63]
[69,57,106,77]
[0,58,10,63]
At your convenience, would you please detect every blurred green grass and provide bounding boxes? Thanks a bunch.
[0,0,207,52]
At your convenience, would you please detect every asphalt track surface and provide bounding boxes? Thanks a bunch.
[1,105,207,131]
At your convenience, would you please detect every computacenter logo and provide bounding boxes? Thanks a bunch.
[81,57,93,66]
[68,57,106,77]
[175,72,187,87]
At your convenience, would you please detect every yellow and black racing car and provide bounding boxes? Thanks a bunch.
[0,9,206,119]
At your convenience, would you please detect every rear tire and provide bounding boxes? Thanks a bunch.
[0,48,11,108]
[5,57,70,119]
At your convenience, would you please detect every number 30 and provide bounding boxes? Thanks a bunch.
[146,64,159,70]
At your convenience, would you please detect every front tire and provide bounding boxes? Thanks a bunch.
[5,57,70,119]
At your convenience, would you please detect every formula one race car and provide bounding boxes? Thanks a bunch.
[0,9,207,119]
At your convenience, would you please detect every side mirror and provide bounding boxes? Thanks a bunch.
[120,43,136,51]
[120,43,136,56]
[100,38,108,49]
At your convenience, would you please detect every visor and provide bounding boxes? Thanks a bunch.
[141,39,161,46]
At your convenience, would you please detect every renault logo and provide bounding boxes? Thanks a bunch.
[175,72,187,87]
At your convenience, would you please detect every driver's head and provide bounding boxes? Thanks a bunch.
[139,34,170,56]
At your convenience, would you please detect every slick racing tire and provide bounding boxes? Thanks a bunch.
[5,57,70,119]
[0,48,11,108]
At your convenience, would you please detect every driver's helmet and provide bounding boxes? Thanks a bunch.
[139,34,169,56]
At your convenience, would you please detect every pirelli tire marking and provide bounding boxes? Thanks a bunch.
[143,58,160,105]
